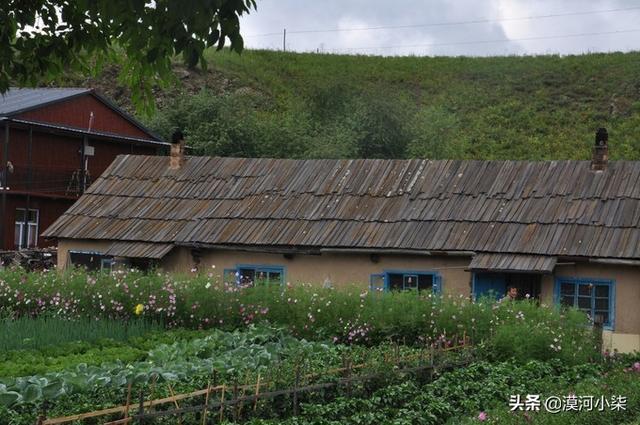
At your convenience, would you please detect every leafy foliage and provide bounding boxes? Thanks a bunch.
[146,50,640,159]
[244,359,639,425]
[0,325,334,408]
[0,269,598,365]
[0,0,256,111]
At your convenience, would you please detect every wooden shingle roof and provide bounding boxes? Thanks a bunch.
[43,155,640,260]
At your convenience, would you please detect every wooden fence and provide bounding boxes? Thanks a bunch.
[38,337,473,425]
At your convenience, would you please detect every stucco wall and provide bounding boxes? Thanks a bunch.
[56,239,112,269]
[199,250,472,295]
[543,262,640,335]
[56,239,640,352]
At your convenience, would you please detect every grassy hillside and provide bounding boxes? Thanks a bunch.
[83,50,640,159]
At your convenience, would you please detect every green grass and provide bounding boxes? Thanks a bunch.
[0,315,162,351]
[148,49,640,160]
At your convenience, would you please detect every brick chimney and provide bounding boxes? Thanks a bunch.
[591,128,608,171]
[169,129,185,170]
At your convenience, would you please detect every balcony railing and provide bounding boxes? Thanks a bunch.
[0,164,91,197]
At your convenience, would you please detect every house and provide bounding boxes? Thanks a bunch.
[0,88,168,251]
[44,130,640,353]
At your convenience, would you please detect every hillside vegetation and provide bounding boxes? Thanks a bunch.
[85,50,640,159]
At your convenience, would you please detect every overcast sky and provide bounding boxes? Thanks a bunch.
[239,0,640,56]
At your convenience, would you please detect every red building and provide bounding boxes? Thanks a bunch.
[0,88,167,250]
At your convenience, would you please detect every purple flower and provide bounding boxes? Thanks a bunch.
[477,411,487,421]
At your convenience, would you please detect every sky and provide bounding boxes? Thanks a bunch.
[239,0,640,56]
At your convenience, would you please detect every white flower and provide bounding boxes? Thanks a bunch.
[205,282,212,289]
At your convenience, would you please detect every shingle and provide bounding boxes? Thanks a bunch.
[43,156,640,260]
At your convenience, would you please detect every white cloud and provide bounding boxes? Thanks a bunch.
[239,0,640,56]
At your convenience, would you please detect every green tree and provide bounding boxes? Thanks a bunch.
[149,89,263,157]
[1,0,256,111]
[407,106,465,159]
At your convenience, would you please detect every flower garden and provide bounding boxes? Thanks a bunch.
[0,267,638,424]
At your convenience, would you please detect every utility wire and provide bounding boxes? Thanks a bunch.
[336,28,640,52]
[245,5,640,37]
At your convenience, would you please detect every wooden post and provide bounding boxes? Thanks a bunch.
[232,382,239,422]
[22,127,32,249]
[201,381,211,425]
[136,391,144,425]
[167,384,183,425]
[293,367,301,416]
[594,313,604,355]
[429,344,435,381]
[123,383,132,420]
[253,374,261,412]
[218,384,226,423]
[0,122,9,249]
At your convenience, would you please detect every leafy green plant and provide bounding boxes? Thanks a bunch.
[0,269,597,365]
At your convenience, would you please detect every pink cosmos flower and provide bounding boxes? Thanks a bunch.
[478,411,487,421]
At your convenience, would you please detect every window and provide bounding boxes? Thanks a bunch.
[69,251,113,272]
[555,278,614,329]
[100,258,114,272]
[14,209,39,249]
[236,265,285,286]
[370,271,441,293]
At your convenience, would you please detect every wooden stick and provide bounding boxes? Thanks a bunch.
[123,383,132,420]
[167,384,183,425]
[253,374,261,412]
[218,384,226,423]
[148,374,158,412]
[42,387,215,425]
[103,418,132,425]
[237,374,249,418]
[201,381,211,425]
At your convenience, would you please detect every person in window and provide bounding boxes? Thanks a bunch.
[500,286,518,302]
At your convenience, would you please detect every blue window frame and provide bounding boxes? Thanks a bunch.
[369,270,441,294]
[554,277,615,329]
[235,264,285,286]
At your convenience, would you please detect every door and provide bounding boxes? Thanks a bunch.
[474,273,507,301]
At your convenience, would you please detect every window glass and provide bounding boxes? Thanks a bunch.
[560,295,574,307]
[236,266,284,286]
[557,279,613,328]
[560,282,575,296]
[14,209,39,249]
[69,252,112,272]
[595,298,609,310]
[387,272,436,293]
[238,268,256,286]
[595,285,609,298]
[403,275,418,290]
[578,284,592,296]
[388,273,404,291]
[577,297,591,310]
[417,274,434,291]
